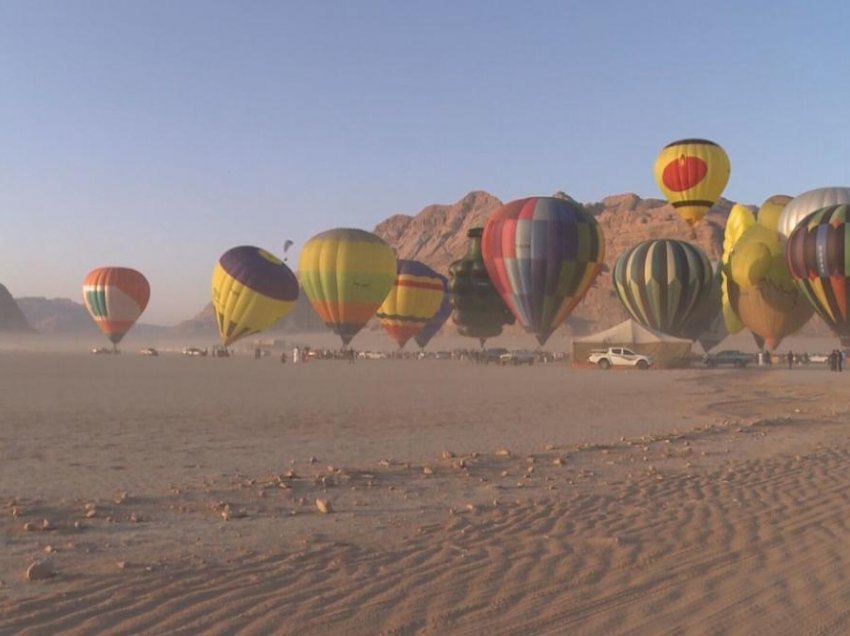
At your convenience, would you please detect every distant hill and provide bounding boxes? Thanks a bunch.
[15,296,167,337]
[0,284,33,332]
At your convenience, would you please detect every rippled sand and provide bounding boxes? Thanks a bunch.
[2,350,850,634]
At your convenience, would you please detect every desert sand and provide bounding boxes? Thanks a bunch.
[2,346,850,635]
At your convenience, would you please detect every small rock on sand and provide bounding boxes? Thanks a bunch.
[495,448,511,457]
[423,466,434,475]
[441,450,455,459]
[315,498,333,514]
[26,560,55,581]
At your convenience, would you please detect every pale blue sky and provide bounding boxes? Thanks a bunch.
[2,0,849,324]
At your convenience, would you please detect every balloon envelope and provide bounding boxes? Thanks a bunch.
[613,239,713,336]
[298,228,397,346]
[482,197,605,345]
[211,246,299,346]
[653,139,730,227]
[448,227,515,346]
[376,260,446,348]
[414,287,451,349]
[778,187,850,239]
[82,267,150,345]
[786,204,850,346]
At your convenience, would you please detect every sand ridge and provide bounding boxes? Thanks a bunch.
[2,353,850,634]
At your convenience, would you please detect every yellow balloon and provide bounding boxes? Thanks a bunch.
[211,246,299,346]
[756,195,791,232]
[730,241,772,287]
[654,139,731,227]
[299,228,397,346]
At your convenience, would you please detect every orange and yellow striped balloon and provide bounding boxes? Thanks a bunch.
[298,228,397,346]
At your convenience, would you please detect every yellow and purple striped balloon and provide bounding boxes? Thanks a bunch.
[211,246,299,346]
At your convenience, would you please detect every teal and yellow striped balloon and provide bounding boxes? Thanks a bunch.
[298,228,397,346]
[613,239,713,336]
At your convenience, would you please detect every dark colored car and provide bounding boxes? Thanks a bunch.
[703,350,756,368]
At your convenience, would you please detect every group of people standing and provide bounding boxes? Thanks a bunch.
[828,349,845,372]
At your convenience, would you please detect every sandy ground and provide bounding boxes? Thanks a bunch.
[2,347,850,634]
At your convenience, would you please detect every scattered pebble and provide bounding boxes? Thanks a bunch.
[315,499,333,514]
[441,450,455,459]
[494,448,511,457]
[26,560,55,581]
[23,522,37,532]
[115,491,128,504]
[423,466,434,475]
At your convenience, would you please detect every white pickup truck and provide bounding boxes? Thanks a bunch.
[587,347,653,370]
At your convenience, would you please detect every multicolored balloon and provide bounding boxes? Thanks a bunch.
[482,196,605,345]
[211,246,299,346]
[82,267,150,346]
[613,239,713,336]
[654,139,730,227]
[299,228,397,346]
[677,264,728,352]
[777,187,850,238]
[448,227,515,346]
[376,260,446,348]
[786,204,850,346]
[414,287,451,349]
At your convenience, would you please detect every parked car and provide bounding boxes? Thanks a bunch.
[482,348,509,363]
[499,350,536,366]
[182,347,207,357]
[587,347,653,370]
[140,347,159,356]
[703,350,756,368]
[91,346,115,355]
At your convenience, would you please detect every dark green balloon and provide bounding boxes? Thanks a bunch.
[448,227,515,346]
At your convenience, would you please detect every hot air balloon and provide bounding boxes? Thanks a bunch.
[613,239,713,336]
[481,196,605,346]
[786,204,850,346]
[298,228,397,347]
[448,227,515,347]
[82,267,150,349]
[677,263,729,352]
[211,246,299,346]
[376,260,446,348]
[654,139,730,228]
[778,187,850,239]
[414,287,451,349]
[725,196,813,350]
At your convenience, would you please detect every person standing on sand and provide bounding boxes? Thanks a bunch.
[787,351,793,369]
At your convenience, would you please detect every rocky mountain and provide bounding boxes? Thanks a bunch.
[373,191,733,335]
[16,297,97,334]
[0,284,33,332]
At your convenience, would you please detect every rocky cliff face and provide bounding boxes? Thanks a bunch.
[373,191,733,335]
[0,284,33,332]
